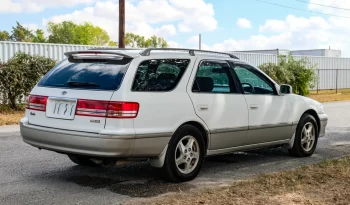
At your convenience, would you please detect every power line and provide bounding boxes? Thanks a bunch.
[296,0,350,11]
[255,0,350,19]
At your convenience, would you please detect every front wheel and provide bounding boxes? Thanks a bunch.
[161,125,205,182]
[288,114,319,157]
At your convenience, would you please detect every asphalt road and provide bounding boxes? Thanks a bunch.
[1,101,350,205]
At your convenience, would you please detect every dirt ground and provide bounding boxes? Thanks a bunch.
[128,156,350,205]
[308,89,350,103]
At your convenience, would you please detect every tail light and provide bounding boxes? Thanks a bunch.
[26,95,48,111]
[107,102,139,118]
[76,100,139,118]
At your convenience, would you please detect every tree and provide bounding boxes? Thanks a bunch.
[33,29,46,43]
[125,33,147,48]
[47,21,110,46]
[10,22,34,42]
[146,35,168,48]
[47,21,77,44]
[0,31,10,41]
[75,22,110,45]
[1,22,45,43]
[125,33,168,48]
[108,41,118,46]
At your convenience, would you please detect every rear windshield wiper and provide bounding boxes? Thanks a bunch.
[67,81,100,87]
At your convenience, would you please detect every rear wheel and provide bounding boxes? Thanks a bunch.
[161,125,205,182]
[68,155,100,167]
[288,114,319,157]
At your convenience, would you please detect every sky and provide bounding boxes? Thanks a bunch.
[1,0,350,55]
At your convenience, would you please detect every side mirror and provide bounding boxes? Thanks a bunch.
[280,84,293,94]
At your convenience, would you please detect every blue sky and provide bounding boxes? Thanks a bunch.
[1,0,349,55]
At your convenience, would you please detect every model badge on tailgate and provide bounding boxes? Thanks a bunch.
[90,120,100,123]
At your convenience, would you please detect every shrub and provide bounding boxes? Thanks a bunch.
[259,62,294,85]
[0,52,56,109]
[284,56,316,96]
[259,55,316,96]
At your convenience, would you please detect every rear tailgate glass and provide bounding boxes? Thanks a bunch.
[38,58,132,90]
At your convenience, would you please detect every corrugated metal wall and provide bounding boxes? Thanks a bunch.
[231,52,278,67]
[2,41,350,91]
[292,55,350,89]
[0,41,112,62]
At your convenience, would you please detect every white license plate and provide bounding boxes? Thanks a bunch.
[46,97,77,120]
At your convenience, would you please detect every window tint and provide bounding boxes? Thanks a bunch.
[192,61,237,93]
[233,65,275,95]
[132,59,190,92]
[38,58,131,91]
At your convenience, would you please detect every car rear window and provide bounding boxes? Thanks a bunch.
[132,59,190,92]
[38,58,132,91]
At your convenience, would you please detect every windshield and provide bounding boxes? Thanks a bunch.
[38,58,132,91]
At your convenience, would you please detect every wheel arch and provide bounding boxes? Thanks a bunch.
[301,109,321,135]
[178,121,210,152]
[150,120,209,168]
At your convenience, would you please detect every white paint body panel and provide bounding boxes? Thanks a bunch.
[243,95,294,144]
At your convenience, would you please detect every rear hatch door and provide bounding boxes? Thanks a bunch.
[27,51,133,133]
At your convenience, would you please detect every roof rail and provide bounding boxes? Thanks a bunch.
[139,48,239,59]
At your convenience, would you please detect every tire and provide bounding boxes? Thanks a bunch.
[161,124,205,182]
[288,114,319,157]
[68,155,99,167]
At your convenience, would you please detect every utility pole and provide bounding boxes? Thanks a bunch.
[118,0,125,48]
[199,34,201,50]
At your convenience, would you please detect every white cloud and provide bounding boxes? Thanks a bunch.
[260,15,330,33]
[187,35,199,44]
[308,0,350,14]
[22,24,40,31]
[210,12,350,56]
[0,0,96,13]
[210,33,292,52]
[201,0,350,55]
[167,41,181,48]
[236,18,252,29]
[155,25,177,36]
[43,0,216,41]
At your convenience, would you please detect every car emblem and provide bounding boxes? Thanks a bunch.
[61,91,67,96]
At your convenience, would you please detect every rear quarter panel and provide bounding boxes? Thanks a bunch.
[109,55,209,140]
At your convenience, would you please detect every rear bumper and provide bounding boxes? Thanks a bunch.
[319,113,328,138]
[20,119,170,158]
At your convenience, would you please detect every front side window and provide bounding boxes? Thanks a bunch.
[132,59,190,92]
[233,64,275,95]
[192,61,237,93]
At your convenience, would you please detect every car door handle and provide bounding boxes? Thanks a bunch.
[198,105,209,111]
[249,104,259,109]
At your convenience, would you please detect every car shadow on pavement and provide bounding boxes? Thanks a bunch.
[28,147,295,198]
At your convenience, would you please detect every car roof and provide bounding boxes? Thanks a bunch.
[70,48,241,60]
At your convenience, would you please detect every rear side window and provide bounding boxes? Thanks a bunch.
[38,58,132,91]
[132,59,190,92]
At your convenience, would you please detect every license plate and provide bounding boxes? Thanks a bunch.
[46,97,77,120]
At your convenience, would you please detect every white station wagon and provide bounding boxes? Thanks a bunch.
[21,48,328,182]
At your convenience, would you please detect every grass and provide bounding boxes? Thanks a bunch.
[0,104,24,126]
[128,156,350,205]
[308,89,350,103]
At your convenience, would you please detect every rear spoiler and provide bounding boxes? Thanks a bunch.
[64,50,135,59]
